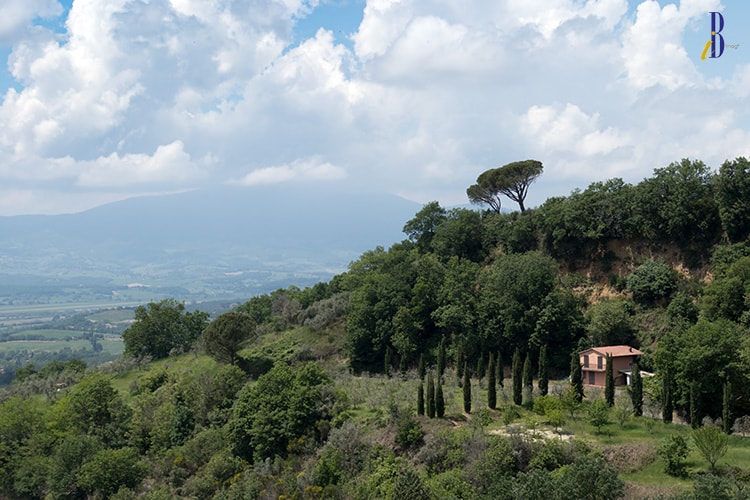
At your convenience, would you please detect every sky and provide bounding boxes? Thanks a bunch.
[1,0,749,215]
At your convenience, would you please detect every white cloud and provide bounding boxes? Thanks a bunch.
[620,0,721,91]
[1,0,750,216]
[0,0,62,43]
[235,157,347,186]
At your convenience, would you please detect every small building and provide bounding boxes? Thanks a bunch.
[579,345,643,387]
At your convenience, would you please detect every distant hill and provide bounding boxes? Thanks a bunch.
[0,185,421,305]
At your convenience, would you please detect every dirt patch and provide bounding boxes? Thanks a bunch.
[599,443,658,473]
[488,426,574,441]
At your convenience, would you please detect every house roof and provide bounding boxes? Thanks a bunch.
[579,345,643,358]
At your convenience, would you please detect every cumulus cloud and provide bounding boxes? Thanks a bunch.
[0,0,750,215]
[235,157,347,186]
[0,0,62,44]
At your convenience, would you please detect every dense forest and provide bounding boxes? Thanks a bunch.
[2,157,750,499]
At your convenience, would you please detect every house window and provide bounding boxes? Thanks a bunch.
[597,356,603,369]
[588,372,595,385]
[583,355,589,368]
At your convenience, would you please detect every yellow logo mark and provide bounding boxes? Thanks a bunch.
[701,40,713,60]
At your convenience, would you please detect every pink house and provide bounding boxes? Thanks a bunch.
[579,345,643,387]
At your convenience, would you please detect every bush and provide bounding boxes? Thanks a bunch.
[626,260,677,305]
[658,435,689,477]
[395,414,424,451]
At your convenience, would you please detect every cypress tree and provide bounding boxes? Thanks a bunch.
[477,353,486,382]
[512,348,522,405]
[417,381,425,416]
[463,363,471,414]
[523,352,533,405]
[437,337,446,379]
[497,351,504,388]
[631,362,643,417]
[605,353,614,407]
[436,377,445,418]
[384,346,392,378]
[689,382,699,429]
[723,381,732,434]
[538,345,549,396]
[456,345,465,382]
[662,368,673,423]
[426,372,436,418]
[570,350,583,403]
[487,352,497,409]
[418,353,426,381]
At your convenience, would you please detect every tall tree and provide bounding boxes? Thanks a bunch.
[631,362,643,417]
[417,382,425,416]
[467,160,544,213]
[605,354,615,407]
[715,157,750,243]
[418,354,426,381]
[436,377,445,418]
[201,311,256,365]
[512,349,523,405]
[463,363,472,414]
[123,299,209,360]
[426,372,436,419]
[662,368,673,423]
[538,345,549,396]
[437,337,446,379]
[497,351,504,388]
[487,352,497,410]
[402,201,447,253]
[477,353,486,383]
[570,351,584,403]
[723,381,732,434]
[523,352,533,404]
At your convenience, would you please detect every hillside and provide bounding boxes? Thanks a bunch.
[2,157,750,498]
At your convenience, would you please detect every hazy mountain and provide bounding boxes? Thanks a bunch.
[0,185,421,304]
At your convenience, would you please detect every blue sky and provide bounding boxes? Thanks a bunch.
[1,0,750,215]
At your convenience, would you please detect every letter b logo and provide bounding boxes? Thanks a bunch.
[710,12,725,58]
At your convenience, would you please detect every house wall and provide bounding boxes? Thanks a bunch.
[580,354,637,386]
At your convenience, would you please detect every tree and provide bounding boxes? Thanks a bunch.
[631,362,643,417]
[229,362,335,462]
[570,351,584,403]
[384,346,393,377]
[418,354,426,381]
[402,201,447,253]
[658,435,688,477]
[626,260,677,306]
[604,354,614,407]
[715,157,750,243]
[692,425,729,472]
[538,345,549,396]
[523,352,533,405]
[437,337,446,379]
[467,160,543,213]
[723,381,732,434]
[436,377,445,418]
[477,354,486,383]
[586,299,635,347]
[512,349,523,405]
[662,368,673,423]
[496,351,503,388]
[417,382,425,416]
[463,363,471,414]
[77,447,146,498]
[487,352,497,409]
[426,372,436,419]
[55,373,132,447]
[588,400,610,433]
[201,311,256,365]
[123,299,209,359]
